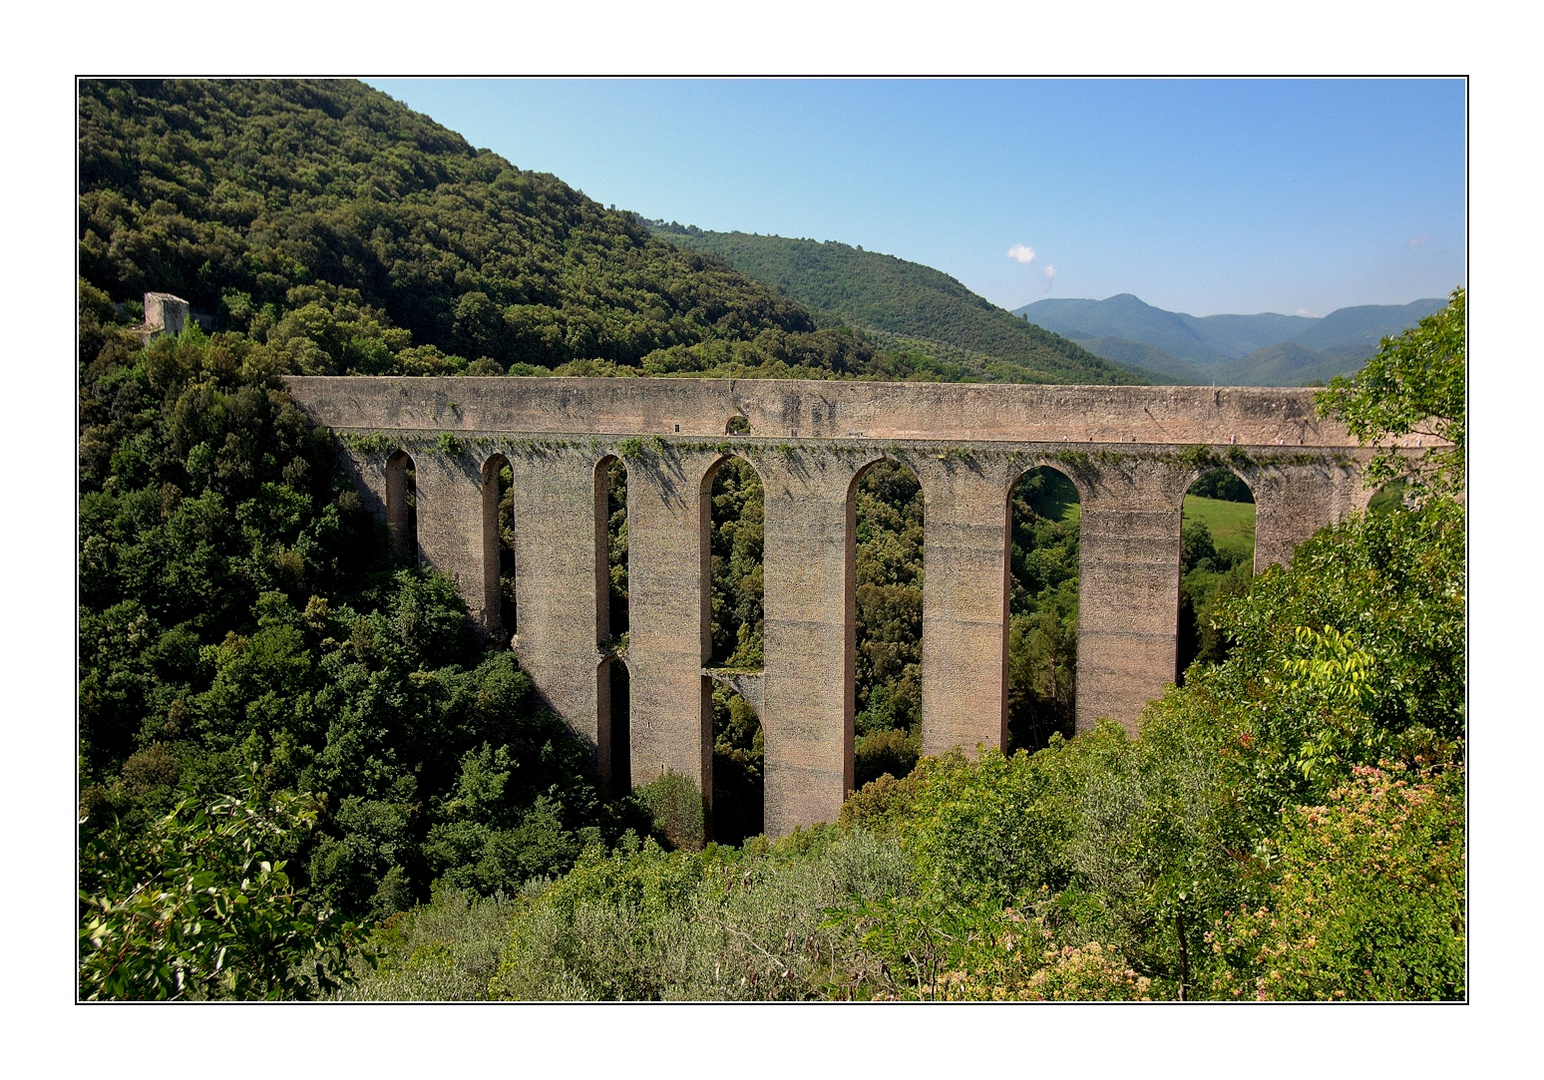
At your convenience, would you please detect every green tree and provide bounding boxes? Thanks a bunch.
[1317,286,1464,501]
[79,768,360,1000]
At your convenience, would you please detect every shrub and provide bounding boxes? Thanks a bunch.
[1206,762,1464,1001]
[854,727,919,789]
[338,887,516,1001]
[635,770,707,852]
[79,770,359,1000]
[492,828,913,1001]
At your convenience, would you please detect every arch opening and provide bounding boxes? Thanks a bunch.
[594,456,630,792]
[710,684,762,843]
[1178,468,1257,681]
[385,450,417,566]
[1006,465,1080,753]
[851,458,924,789]
[704,455,765,843]
[597,456,629,646]
[481,454,515,640]
[1367,478,1410,517]
[599,657,631,796]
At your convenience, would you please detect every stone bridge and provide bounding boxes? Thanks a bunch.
[285,376,1374,838]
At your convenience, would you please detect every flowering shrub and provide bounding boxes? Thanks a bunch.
[1013,942,1154,1001]
[1206,762,1464,1000]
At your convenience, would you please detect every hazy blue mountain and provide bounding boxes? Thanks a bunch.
[1285,299,1448,353]
[1214,342,1352,386]
[1189,312,1316,357]
[1018,294,1232,364]
[1066,336,1211,384]
[649,225,1147,384]
[1014,293,1447,385]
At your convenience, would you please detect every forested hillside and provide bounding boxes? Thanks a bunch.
[648,224,1152,384]
[78,79,889,380]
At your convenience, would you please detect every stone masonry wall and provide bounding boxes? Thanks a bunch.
[292,376,1372,837]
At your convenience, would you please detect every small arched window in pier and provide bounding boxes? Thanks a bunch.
[1367,478,1410,517]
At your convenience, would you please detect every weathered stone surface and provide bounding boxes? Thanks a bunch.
[1072,456,1192,733]
[908,453,1019,758]
[624,448,722,810]
[502,446,610,768]
[287,377,1357,446]
[1249,462,1363,573]
[756,448,866,836]
[287,376,1373,837]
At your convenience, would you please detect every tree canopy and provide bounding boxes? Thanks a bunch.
[1317,286,1465,500]
[78,79,876,379]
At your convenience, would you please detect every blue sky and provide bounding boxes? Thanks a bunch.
[367,78,1465,318]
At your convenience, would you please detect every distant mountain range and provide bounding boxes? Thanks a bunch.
[649,223,1148,385]
[1013,294,1447,386]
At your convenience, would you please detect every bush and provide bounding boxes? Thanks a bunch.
[854,727,920,789]
[1206,762,1464,1001]
[634,771,707,852]
[78,770,359,1000]
[338,888,516,1001]
[492,828,913,1000]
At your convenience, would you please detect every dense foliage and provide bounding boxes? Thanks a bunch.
[651,223,1146,385]
[79,79,879,381]
[77,308,650,987]
[358,291,1465,1002]
[1318,286,1465,501]
[79,768,358,1000]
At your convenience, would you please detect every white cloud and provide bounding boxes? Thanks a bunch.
[1407,235,1430,248]
[1007,243,1036,263]
[1043,263,1056,281]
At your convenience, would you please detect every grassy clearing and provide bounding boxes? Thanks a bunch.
[1183,495,1256,562]
[1026,469,1081,525]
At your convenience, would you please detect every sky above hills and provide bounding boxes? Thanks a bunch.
[367,78,1465,318]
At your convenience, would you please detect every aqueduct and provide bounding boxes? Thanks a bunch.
[285,376,1375,838]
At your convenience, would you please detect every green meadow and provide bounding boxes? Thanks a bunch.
[1182,494,1256,562]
